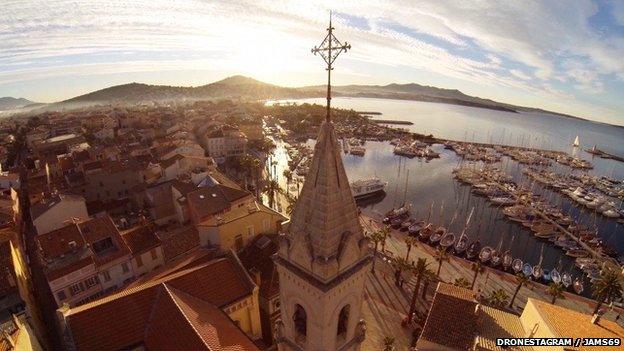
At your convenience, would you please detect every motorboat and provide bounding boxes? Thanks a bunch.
[542,269,551,282]
[466,241,481,260]
[385,203,412,220]
[454,234,469,255]
[440,232,456,248]
[551,268,561,284]
[408,220,426,235]
[532,265,543,280]
[562,272,572,288]
[490,250,502,267]
[429,227,446,245]
[522,263,533,277]
[400,218,414,231]
[479,246,493,263]
[573,278,584,294]
[512,258,523,273]
[418,224,434,241]
[350,177,387,200]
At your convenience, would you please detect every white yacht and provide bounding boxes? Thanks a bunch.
[350,177,387,199]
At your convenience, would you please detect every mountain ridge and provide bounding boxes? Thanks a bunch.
[0,97,37,111]
[3,75,599,124]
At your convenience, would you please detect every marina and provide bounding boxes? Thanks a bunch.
[268,97,624,301]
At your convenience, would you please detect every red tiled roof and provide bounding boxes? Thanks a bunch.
[419,283,478,350]
[36,223,85,261]
[121,224,161,255]
[187,185,250,221]
[64,253,259,351]
[157,225,200,261]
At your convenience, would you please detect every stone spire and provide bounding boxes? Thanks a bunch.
[277,120,370,283]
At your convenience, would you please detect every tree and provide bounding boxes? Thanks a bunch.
[263,179,281,209]
[283,169,293,187]
[382,336,395,351]
[433,248,450,278]
[509,274,530,308]
[369,228,388,273]
[453,277,471,289]
[485,289,509,308]
[547,282,565,305]
[404,236,417,262]
[591,269,624,315]
[392,257,411,287]
[470,261,485,290]
[421,269,436,300]
[407,258,430,323]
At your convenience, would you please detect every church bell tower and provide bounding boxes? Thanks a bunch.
[273,13,371,351]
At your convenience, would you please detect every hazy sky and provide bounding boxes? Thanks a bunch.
[1,0,624,124]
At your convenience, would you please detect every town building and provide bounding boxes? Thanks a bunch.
[417,282,624,351]
[30,194,88,235]
[57,251,261,351]
[0,313,43,351]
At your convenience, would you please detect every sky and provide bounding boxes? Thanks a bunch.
[1,0,624,125]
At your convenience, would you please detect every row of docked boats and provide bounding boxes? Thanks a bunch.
[382,204,586,293]
[444,142,501,163]
[452,165,620,284]
[391,138,440,159]
[521,167,623,219]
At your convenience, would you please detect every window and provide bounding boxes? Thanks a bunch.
[84,276,99,289]
[136,255,143,267]
[57,290,67,301]
[101,270,111,282]
[69,282,85,296]
[122,262,130,273]
[92,237,114,254]
[293,304,307,343]
[150,249,158,260]
[246,226,254,237]
[336,305,350,341]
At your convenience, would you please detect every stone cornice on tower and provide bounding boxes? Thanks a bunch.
[277,121,370,284]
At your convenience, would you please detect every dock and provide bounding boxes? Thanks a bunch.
[585,147,624,163]
[372,119,414,125]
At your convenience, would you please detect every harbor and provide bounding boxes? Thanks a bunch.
[266,97,624,305]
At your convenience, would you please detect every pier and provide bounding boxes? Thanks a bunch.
[372,119,414,125]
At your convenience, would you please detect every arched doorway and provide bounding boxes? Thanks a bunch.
[293,304,307,343]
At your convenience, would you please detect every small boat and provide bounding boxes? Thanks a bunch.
[542,269,551,282]
[573,135,580,147]
[490,250,502,267]
[532,265,543,280]
[419,224,434,241]
[391,215,407,228]
[350,177,387,200]
[454,235,469,255]
[408,220,425,235]
[573,278,584,294]
[512,258,523,273]
[429,227,446,244]
[440,232,456,248]
[385,203,412,219]
[466,241,481,260]
[502,251,513,270]
[551,268,561,284]
[566,249,590,258]
[522,263,533,277]
[349,145,365,156]
[479,246,493,263]
[562,272,572,288]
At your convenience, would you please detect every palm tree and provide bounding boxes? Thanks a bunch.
[283,169,293,188]
[382,336,395,351]
[404,236,417,262]
[485,289,509,308]
[250,156,262,198]
[547,282,565,305]
[433,248,450,278]
[591,268,624,315]
[470,261,485,290]
[263,179,281,208]
[421,269,437,300]
[369,228,388,273]
[509,273,530,308]
[380,226,390,253]
[392,257,411,286]
[454,277,471,289]
[407,258,430,323]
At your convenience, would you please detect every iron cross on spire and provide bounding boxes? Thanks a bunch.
[311,12,351,122]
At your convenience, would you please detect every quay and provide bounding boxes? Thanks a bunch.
[585,147,624,163]
[372,119,414,125]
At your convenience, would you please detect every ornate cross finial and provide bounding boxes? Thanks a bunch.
[311,12,351,122]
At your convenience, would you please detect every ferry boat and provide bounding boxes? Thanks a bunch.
[350,177,387,200]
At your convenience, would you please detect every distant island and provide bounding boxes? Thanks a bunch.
[0,75,606,125]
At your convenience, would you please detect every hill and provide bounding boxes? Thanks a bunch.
[22,75,581,121]
[0,97,37,110]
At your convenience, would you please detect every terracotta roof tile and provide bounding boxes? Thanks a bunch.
[121,224,161,255]
[419,283,478,350]
[238,234,280,298]
[64,253,259,351]
[157,225,200,261]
